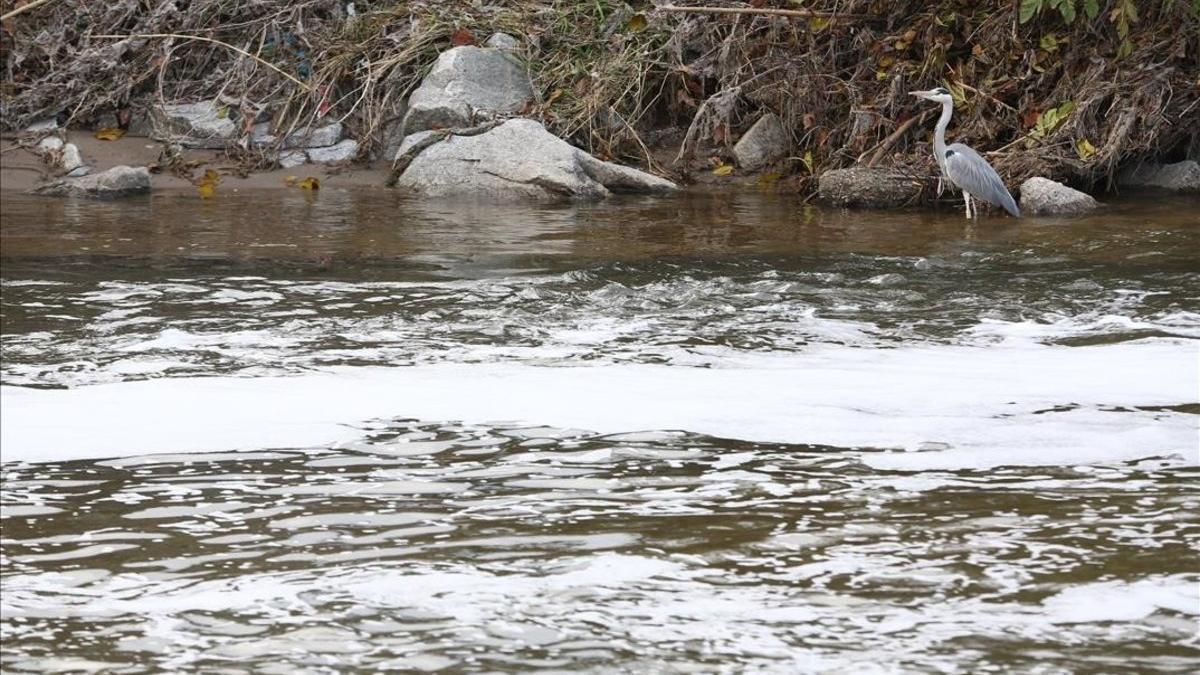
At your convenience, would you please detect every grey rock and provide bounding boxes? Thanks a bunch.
[24,118,58,134]
[283,121,343,150]
[817,168,922,208]
[153,102,237,149]
[403,46,534,135]
[33,165,151,199]
[1019,177,1099,215]
[36,136,64,154]
[60,143,85,173]
[278,150,307,169]
[484,32,521,50]
[1119,160,1200,193]
[306,139,358,163]
[252,121,343,149]
[66,166,91,178]
[382,116,407,164]
[733,112,788,171]
[394,118,675,201]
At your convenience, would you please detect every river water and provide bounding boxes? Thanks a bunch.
[1,189,1198,673]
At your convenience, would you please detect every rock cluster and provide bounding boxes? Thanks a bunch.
[153,103,358,166]
[389,33,674,201]
[24,119,89,177]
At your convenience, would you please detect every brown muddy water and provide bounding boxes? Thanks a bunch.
[1,189,1198,673]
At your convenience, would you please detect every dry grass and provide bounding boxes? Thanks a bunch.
[1,1,1196,192]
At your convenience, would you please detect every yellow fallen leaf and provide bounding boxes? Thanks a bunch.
[758,171,782,186]
[94,127,125,141]
[295,176,320,190]
[808,17,831,31]
[1076,138,1096,160]
[196,168,220,199]
[284,175,298,186]
[801,150,815,174]
[627,13,648,32]
[712,164,734,177]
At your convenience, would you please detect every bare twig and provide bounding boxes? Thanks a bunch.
[0,0,59,22]
[89,33,311,91]
[860,109,933,167]
[386,119,504,187]
[655,4,875,21]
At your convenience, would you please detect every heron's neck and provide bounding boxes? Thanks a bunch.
[933,99,953,169]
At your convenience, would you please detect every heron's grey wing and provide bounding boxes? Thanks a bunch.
[944,143,1020,217]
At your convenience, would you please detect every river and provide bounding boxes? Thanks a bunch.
[1,189,1198,672]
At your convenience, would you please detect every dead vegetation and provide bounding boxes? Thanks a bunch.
[1,0,1196,193]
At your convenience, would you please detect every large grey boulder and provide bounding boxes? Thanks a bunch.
[402,46,534,135]
[153,102,237,149]
[733,112,788,171]
[817,168,922,208]
[1119,160,1200,193]
[394,118,676,201]
[1019,177,1099,215]
[33,166,150,198]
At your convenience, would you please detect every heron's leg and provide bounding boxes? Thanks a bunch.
[963,192,972,219]
[936,176,945,197]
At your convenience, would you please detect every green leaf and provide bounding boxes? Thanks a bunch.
[1059,0,1076,23]
[1019,0,1043,23]
[1040,34,1059,52]
[1083,0,1100,19]
[1057,100,1076,118]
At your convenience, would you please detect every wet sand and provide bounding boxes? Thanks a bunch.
[0,129,391,193]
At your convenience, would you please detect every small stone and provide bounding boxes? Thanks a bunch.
[60,143,85,173]
[66,166,91,177]
[33,165,151,199]
[1119,160,1200,193]
[36,136,64,154]
[733,112,788,171]
[24,118,58,134]
[817,167,922,208]
[278,150,307,168]
[153,101,237,149]
[306,138,358,163]
[1019,177,1100,215]
[282,121,343,149]
[484,32,521,50]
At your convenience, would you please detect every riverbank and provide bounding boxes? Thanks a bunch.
[2,1,1196,201]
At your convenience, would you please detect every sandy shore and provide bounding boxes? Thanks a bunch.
[1,130,391,194]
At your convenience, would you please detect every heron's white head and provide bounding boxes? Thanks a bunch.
[910,87,953,104]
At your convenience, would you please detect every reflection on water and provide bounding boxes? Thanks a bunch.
[2,190,1199,672]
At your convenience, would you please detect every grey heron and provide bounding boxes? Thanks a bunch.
[910,87,1020,219]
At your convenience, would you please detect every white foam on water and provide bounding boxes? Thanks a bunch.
[1,340,1195,467]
